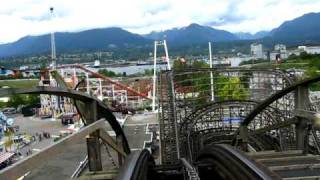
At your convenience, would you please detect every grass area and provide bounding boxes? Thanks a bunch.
[252,62,309,70]
[0,79,39,88]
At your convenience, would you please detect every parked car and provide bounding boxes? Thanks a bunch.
[61,113,77,125]
[21,103,40,117]
[2,108,16,115]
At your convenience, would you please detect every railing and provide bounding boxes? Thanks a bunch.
[196,144,278,180]
[0,86,130,180]
[116,149,154,180]
[158,68,294,163]
[235,75,320,152]
[181,158,200,180]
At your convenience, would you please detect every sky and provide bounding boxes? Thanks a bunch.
[0,0,320,44]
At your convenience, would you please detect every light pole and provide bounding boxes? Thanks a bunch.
[152,40,171,112]
[209,42,214,101]
[50,7,56,69]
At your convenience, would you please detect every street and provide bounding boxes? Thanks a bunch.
[2,113,159,179]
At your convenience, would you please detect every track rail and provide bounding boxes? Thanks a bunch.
[116,150,155,180]
[196,144,279,180]
[241,75,320,126]
[57,64,151,99]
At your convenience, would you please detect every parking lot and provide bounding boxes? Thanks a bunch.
[2,113,159,179]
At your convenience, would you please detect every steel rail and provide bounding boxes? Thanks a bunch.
[180,100,259,133]
[165,67,294,85]
[0,86,130,154]
[196,144,280,180]
[116,149,154,180]
[71,155,88,178]
[241,75,320,126]
[180,158,200,180]
[57,64,151,99]
[181,100,281,160]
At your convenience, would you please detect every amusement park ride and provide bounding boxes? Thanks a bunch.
[3,7,320,180]
[35,7,157,118]
[2,56,320,179]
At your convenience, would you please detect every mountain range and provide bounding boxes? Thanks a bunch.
[0,12,320,57]
[0,28,149,57]
[143,23,238,44]
[235,31,269,40]
[269,12,320,44]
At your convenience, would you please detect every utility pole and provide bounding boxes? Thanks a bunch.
[99,78,103,100]
[50,7,56,69]
[163,40,171,70]
[209,42,214,101]
[86,73,90,94]
[152,41,157,112]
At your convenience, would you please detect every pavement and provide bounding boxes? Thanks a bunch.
[11,115,70,157]
[24,139,87,180]
[3,113,158,180]
[123,113,157,150]
[125,113,158,125]
[123,125,151,150]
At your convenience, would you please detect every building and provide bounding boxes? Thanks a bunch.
[39,70,76,118]
[298,46,307,51]
[269,45,320,61]
[270,44,288,61]
[306,46,320,54]
[298,46,320,54]
[287,49,303,57]
[275,44,286,51]
[250,43,264,59]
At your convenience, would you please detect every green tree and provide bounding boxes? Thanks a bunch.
[172,60,248,104]
[309,58,320,70]
[305,67,318,78]
[26,94,40,105]
[7,95,26,108]
[300,51,312,60]
[0,101,6,109]
[305,67,320,91]
[216,76,248,101]
[144,69,153,76]
[173,59,186,70]
[192,60,209,68]
[98,69,117,77]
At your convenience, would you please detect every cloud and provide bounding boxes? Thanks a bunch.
[204,2,249,26]
[215,0,320,33]
[0,0,320,43]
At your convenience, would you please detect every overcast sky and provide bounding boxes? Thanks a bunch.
[1,0,320,44]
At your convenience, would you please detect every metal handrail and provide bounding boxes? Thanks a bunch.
[0,119,105,180]
[241,75,320,126]
[196,144,280,180]
[0,87,131,154]
[116,149,154,180]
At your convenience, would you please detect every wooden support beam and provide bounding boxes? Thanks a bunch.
[87,137,102,171]
[99,130,126,157]
[116,136,124,166]
[85,101,103,172]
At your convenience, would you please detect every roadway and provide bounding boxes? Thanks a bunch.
[10,113,157,179]
[123,113,157,150]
